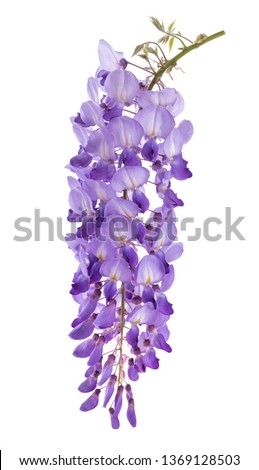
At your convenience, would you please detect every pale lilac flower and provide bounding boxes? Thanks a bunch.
[98,39,124,72]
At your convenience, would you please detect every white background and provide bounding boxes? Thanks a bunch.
[0,0,258,468]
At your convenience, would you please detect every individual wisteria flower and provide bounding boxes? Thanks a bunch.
[66,18,225,428]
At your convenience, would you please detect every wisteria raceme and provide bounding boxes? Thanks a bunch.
[66,38,192,429]
[66,25,224,428]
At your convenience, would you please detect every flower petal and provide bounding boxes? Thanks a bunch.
[108,116,144,148]
[87,77,99,102]
[127,398,137,427]
[164,127,184,159]
[135,105,175,138]
[178,119,194,143]
[73,337,97,358]
[69,188,94,215]
[132,190,150,213]
[80,389,100,412]
[138,88,183,111]
[104,197,139,218]
[98,39,124,72]
[86,127,115,161]
[80,101,104,128]
[94,304,116,329]
[170,154,192,180]
[135,255,165,284]
[160,265,175,292]
[162,242,183,262]
[105,70,139,105]
[111,166,149,192]
[153,333,172,353]
[78,375,98,393]
[100,258,132,282]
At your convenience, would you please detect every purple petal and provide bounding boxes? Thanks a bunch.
[111,165,149,192]
[87,336,105,366]
[73,337,97,358]
[108,116,144,148]
[156,293,174,315]
[78,246,90,278]
[178,119,194,142]
[71,118,90,147]
[79,295,98,319]
[70,269,89,295]
[98,354,116,386]
[80,101,104,128]
[143,349,159,369]
[153,333,172,353]
[170,154,192,180]
[133,221,146,244]
[166,94,185,117]
[164,188,184,208]
[104,281,117,303]
[164,128,184,159]
[109,409,120,429]
[105,70,139,105]
[90,160,115,180]
[103,104,123,121]
[126,383,133,398]
[119,148,139,166]
[127,398,137,427]
[84,366,95,378]
[162,242,183,262]
[155,250,171,271]
[83,180,116,203]
[157,323,170,342]
[132,190,150,213]
[114,385,124,417]
[86,127,115,161]
[160,265,175,292]
[127,303,157,325]
[98,40,124,72]
[104,197,139,218]
[103,374,117,408]
[88,240,116,261]
[128,362,139,381]
[122,245,138,269]
[135,255,165,284]
[126,325,139,349]
[135,105,175,138]
[94,304,116,329]
[70,152,92,169]
[89,260,102,284]
[78,375,98,393]
[80,389,100,412]
[87,77,99,102]
[142,286,155,303]
[69,188,94,215]
[69,315,96,340]
[100,258,132,282]
[141,138,158,161]
[138,88,182,110]
[135,354,146,373]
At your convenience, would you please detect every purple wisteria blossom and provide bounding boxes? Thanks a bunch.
[66,37,193,429]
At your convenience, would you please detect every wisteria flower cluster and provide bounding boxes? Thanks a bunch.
[66,21,225,428]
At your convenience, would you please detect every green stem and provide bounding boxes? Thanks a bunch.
[148,30,225,90]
